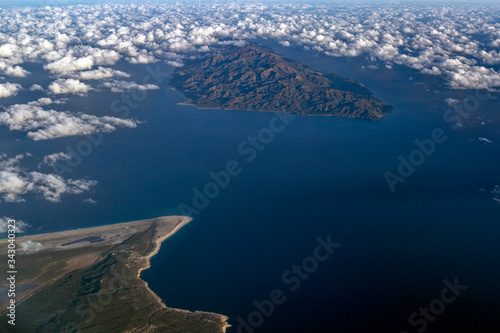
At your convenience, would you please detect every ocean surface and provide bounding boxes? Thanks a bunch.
[2,40,500,332]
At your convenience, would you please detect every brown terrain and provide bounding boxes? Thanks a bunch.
[170,43,392,121]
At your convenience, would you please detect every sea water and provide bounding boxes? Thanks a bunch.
[2,42,499,332]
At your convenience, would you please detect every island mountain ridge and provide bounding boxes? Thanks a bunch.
[171,43,392,121]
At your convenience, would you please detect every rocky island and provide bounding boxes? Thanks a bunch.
[171,43,391,121]
[0,216,228,333]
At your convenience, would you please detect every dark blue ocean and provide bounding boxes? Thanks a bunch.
[1,40,500,332]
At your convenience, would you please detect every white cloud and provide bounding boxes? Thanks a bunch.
[0,83,21,98]
[48,79,91,95]
[0,3,500,91]
[0,44,18,58]
[92,49,121,65]
[42,152,72,167]
[45,55,94,73]
[0,104,140,141]
[29,84,44,92]
[448,70,500,90]
[478,137,493,144]
[0,153,96,203]
[444,98,460,107]
[127,53,157,64]
[4,65,29,77]
[102,80,159,93]
[77,67,130,80]
[43,48,121,74]
[167,60,184,67]
[27,97,65,107]
[492,185,500,203]
[0,217,30,234]
[18,240,44,253]
[31,172,96,202]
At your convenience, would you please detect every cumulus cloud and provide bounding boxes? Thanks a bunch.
[102,80,159,93]
[0,153,96,203]
[0,83,21,98]
[3,65,29,77]
[167,60,184,67]
[0,3,500,91]
[44,49,120,74]
[30,84,44,92]
[27,97,66,107]
[127,53,157,64]
[0,44,17,58]
[18,240,44,253]
[45,55,94,73]
[0,217,30,233]
[31,98,53,106]
[0,104,140,141]
[42,152,72,167]
[31,172,96,202]
[444,98,460,107]
[77,67,130,80]
[48,79,91,95]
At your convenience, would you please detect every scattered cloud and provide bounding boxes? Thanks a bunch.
[0,83,21,98]
[18,240,44,253]
[479,137,493,144]
[0,3,497,90]
[0,153,96,203]
[444,98,460,107]
[492,185,500,203]
[0,217,30,234]
[0,43,17,58]
[44,49,120,74]
[48,79,91,95]
[101,80,159,93]
[27,97,66,107]
[0,103,140,141]
[29,84,44,92]
[42,152,72,167]
[45,55,94,73]
[77,67,130,80]
[3,65,29,77]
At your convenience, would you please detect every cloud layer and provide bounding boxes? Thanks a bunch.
[0,3,499,90]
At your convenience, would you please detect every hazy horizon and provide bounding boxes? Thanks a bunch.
[1,0,499,9]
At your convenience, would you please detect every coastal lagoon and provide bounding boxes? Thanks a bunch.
[2,42,500,332]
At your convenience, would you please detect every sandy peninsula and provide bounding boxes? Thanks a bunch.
[0,216,229,333]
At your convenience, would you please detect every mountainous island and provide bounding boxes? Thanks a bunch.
[0,217,228,333]
[171,43,391,121]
